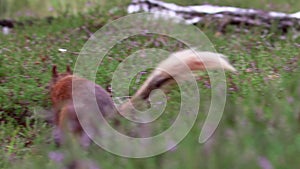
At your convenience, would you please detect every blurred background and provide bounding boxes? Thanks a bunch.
[0,0,299,19]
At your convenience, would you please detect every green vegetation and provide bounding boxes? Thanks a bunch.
[0,0,130,18]
[0,0,300,168]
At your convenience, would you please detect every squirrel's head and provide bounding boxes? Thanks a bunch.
[49,65,73,89]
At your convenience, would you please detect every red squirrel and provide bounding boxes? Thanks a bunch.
[50,65,119,147]
[50,49,236,146]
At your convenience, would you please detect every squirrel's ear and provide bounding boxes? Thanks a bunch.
[66,65,72,74]
[52,65,58,78]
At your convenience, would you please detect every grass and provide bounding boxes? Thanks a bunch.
[1,0,300,168]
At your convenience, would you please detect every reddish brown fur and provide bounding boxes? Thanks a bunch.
[50,65,117,146]
[50,65,73,126]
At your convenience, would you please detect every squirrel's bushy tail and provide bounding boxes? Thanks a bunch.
[119,49,236,113]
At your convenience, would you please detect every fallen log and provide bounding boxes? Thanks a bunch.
[128,0,300,33]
